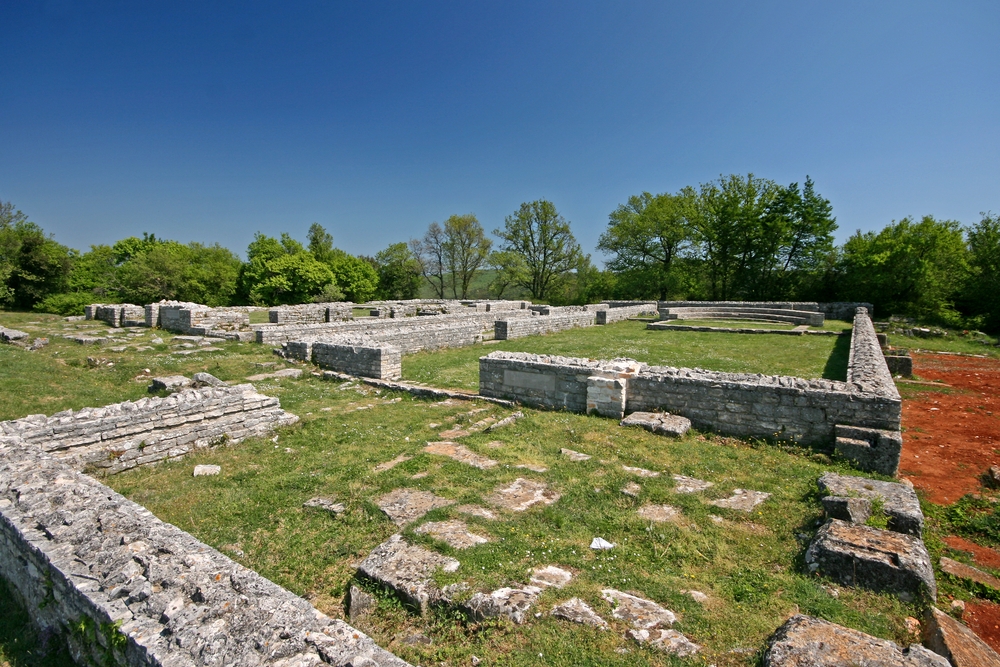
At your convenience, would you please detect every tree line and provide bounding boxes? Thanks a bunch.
[1,174,998,331]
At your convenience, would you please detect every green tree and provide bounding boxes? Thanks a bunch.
[325,249,378,302]
[690,174,783,300]
[493,200,582,301]
[238,232,335,305]
[0,202,73,309]
[375,242,422,300]
[306,223,378,302]
[598,191,692,300]
[839,216,969,324]
[444,214,492,299]
[965,212,1000,332]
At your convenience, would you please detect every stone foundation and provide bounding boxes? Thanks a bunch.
[312,342,402,380]
[494,312,596,340]
[0,384,299,474]
[0,436,408,667]
[480,309,902,472]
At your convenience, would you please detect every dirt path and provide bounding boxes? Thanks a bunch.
[898,353,1000,504]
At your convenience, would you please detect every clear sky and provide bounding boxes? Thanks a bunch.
[1,2,997,260]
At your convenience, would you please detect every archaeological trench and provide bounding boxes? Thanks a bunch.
[1,298,995,665]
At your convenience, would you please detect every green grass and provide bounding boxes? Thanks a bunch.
[882,328,1000,358]
[672,319,854,333]
[0,310,935,666]
[402,320,852,392]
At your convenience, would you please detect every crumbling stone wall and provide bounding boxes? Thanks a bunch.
[494,311,596,340]
[0,436,409,667]
[90,305,145,328]
[268,303,356,324]
[312,342,402,379]
[480,309,902,456]
[259,310,532,345]
[0,384,298,474]
[479,353,641,413]
[596,303,659,324]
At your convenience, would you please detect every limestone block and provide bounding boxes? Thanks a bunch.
[620,411,691,437]
[834,424,904,477]
[805,519,936,600]
[818,472,923,536]
[586,376,626,419]
[462,586,542,624]
[939,556,1000,594]
[148,375,192,392]
[551,598,608,628]
[924,606,1000,667]
[764,614,949,667]
[357,534,459,612]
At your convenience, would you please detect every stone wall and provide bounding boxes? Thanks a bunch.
[268,303,356,324]
[626,367,898,446]
[494,312,597,340]
[596,304,659,324]
[0,384,299,474]
[259,310,532,346]
[312,342,402,379]
[0,436,408,667]
[821,302,875,320]
[480,310,902,458]
[479,353,641,413]
[152,302,251,335]
[92,305,145,328]
[602,300,659,309]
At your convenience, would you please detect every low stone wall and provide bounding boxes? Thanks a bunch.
[480,310,902,467]
[626,367,897,446]
[494,312,596,340]
[596,304,659,324]
[0,436,409,667]
[0,384,299,474]
[155,302,251,335]
[847,308,898,395]
[657,300,822,311]
[259,310,532,346]
[602,300,659,309]
[821,301,874,320]
[91,304,145,328]
[268,303,356,324]
[658,305,825,326]
[312,342,402,379]
[479,353,642,413]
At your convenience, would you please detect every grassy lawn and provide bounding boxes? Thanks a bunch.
[0,310,930,666]
[402,320,852,392]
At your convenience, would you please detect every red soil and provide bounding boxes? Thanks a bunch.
[944,535,1000,570]
[898,353,1000,505]
[963,600,1000,654]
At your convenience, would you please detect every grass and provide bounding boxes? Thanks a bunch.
[879,322,1000,358]
[402,319,852,392]
[0,309,928,666]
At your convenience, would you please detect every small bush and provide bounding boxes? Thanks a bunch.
[33,292,101,316]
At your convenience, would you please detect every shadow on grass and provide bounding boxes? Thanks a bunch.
[0,578,76,667]
[822,332,851,381]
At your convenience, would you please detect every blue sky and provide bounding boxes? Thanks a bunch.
[1,2,997,260]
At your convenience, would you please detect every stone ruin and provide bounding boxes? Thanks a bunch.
[479,308,903,475]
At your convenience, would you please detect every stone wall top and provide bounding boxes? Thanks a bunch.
[0,436,408,667]
[847,308,899,398]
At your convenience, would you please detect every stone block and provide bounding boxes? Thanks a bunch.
[924,605,1000,667]
[586,375,627,419]
[805,519,936,601]
[818,472,924,536]
[148,375,192,392]
[764,614,949,667]
[620,411,691,437]
[939,556,1000,594]
[357,534,459,612]
[835,424,904,477]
